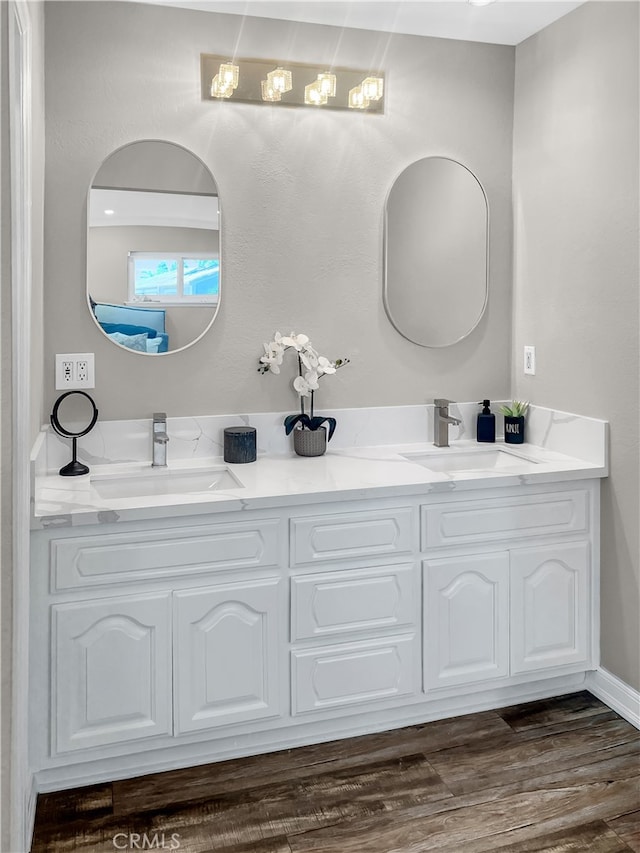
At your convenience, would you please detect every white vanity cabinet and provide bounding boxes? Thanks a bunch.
[30,480,600,792]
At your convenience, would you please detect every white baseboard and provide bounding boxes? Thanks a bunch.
[586,667,640,729]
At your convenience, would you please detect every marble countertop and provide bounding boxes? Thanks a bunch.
[32,438,607,530]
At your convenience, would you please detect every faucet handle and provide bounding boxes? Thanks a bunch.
[153,412,167,421]
[433,398,452,409]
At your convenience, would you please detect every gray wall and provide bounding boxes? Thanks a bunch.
[513,2,640,691]
[44,1,515,420]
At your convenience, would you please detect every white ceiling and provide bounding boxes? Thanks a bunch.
[140,0,585,46]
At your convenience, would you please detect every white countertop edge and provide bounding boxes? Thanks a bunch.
[32,439,607,530]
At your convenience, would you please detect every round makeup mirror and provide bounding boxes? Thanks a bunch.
[87,140,220,355]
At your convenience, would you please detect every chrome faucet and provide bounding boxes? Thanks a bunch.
[152,412,169,467]
[433,399,461,448]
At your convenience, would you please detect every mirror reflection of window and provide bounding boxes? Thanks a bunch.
[128,253,219,303]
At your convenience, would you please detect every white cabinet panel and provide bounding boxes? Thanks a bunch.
[291,562,418,641]
[52,519,280,590]
[422,490,588,549]
[53,593,172,754]
[424,553,509,690]
[174,578,281,733]
[511,542,589,674]
[290,507,414,567]
[292,634,417,714]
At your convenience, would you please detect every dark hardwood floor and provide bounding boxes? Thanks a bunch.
[31,691,640,852]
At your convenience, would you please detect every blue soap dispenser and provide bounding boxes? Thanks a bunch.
[477,400,496,443]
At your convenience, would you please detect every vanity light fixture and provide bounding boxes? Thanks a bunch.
[201,54,385,113]
[266,67,293,94]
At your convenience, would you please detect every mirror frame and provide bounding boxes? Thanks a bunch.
[383,155,489,348]
[86,139,222,357]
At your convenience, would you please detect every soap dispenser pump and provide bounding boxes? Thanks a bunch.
[477,400,496,443]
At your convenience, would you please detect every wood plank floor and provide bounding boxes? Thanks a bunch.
[31,691,640,853]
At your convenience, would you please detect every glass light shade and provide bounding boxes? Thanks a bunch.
[348,84,369,109]
[218,62,239,89]
[210,74,232,98]
[316,73,337,98]
[267,67,293,94]
[362,76,384,101]
[261,79,282,102]
[304,81,328,106]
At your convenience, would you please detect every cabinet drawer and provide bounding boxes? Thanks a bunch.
[291,562,418,641]
[421,490,588,549]
[290,507,414,567]
[291,634,417,715]
[51,519,280,590]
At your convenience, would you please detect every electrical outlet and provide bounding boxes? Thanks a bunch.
[524,345,536,376]
[55,353,95,389]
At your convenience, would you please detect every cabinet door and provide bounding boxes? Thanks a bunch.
[174,578,281,733]
[424,552,509,690]
[52,593,172,754]
[511,542,589,674]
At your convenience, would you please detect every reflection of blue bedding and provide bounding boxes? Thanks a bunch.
[94,303,168,353]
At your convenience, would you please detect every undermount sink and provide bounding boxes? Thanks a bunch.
[92,466,244,499]
[402,447,539,475]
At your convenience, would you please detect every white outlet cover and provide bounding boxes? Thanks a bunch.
[524,345,536,376]
[55,353,95,389]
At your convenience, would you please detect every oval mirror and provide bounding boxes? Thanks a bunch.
[87,140,220,355]
[383,156,488,348]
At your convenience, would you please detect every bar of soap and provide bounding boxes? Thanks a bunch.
[223,426,257,464]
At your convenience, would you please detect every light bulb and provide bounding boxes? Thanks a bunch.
[210,74,232,98]
[267,67,293,94]
[261,79,281,102]
[218,62,239,89]
[348,84,369,109]
[362,76,384,101]
[316,73,336,98]
[304,81,328,106]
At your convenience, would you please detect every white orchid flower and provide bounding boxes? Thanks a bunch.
[304,370,320,390]
[281,332,310,351]
[300,345,319,370]
[259,341,285,373]
[316,356,336,375]
[293,375,312,397]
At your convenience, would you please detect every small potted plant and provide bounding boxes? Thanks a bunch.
[499,400,529,444]
[258,332,349,457]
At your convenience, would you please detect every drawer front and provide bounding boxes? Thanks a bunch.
[291,634,417,715]
[422,490,588,549]
[291,562,418,641]
[51,519,280,590]
[290,507,414,567]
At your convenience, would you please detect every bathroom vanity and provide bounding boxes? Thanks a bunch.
[29,404,608,792]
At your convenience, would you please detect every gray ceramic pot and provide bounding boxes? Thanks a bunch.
[293,426,327,457]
